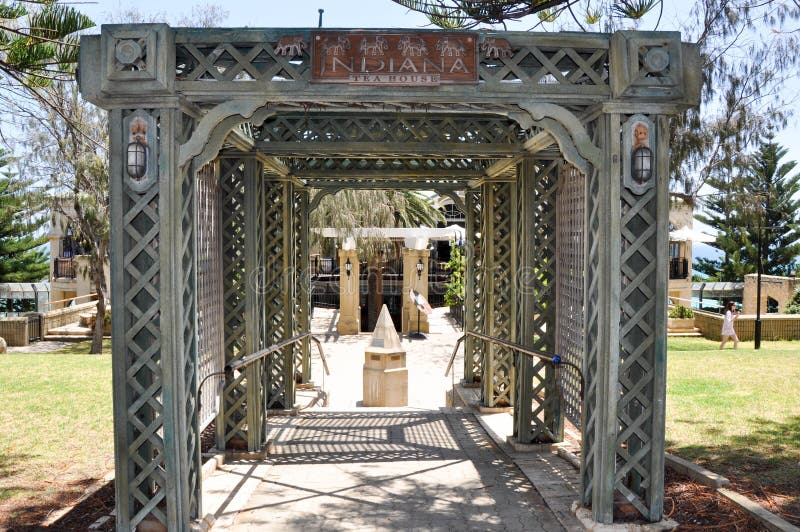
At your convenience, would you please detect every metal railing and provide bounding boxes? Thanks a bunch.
[40,293,98,310]
[669,257,689,280]
[197,332,329,412]
[445,330,584,410]
[26,314,42,342]
[53,258,76,279]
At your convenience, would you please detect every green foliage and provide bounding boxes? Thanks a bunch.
[668,304,694,318]
[669,1,799,204]
[695,138,800,281]
[443,243,465,306]
[391,0,659,29]
[0,1,94,87]
[785,289,800,314]
[0,148,48,282]
[311,190,444,261]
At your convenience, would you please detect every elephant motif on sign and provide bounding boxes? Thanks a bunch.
[274,35,307,57]
[397,36,428,57]
[479,37,513,59]
[360,36,389,56]
[322,35,351,56]
[435,37,465,57]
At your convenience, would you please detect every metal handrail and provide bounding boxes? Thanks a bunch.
[197,331,330,411]
[445,330,585,401]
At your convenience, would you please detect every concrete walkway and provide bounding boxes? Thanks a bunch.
[199,308,583,531]
[228,411,572,531]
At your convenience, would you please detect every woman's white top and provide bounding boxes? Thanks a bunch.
[721,310,736,335]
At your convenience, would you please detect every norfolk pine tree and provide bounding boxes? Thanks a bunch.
[0,148,48,282]
[695,138,800,281]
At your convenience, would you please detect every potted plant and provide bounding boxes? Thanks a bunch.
[667,304,694,330]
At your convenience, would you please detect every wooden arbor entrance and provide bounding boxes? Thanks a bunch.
[79,26,699,530]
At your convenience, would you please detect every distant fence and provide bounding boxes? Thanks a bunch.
[693,309,800,341]
[27,314,42,342]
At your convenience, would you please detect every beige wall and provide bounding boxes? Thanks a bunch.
[694,309,800,341]
[742,274,800,314]
[49,211,111,307]
[668,199,694,307]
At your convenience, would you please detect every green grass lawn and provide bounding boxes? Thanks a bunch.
[0,340,112,525]
[666,337,800,492]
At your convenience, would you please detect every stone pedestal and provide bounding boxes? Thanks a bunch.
[363,305,408,407]
[401,247,430,334]
[337,248,360,335]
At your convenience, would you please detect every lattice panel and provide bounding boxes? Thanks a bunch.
[196,162,224,431]
[482,182,515,407]
[294,189,311,383]
[479,37,609,91]
[255,114,523,147]
[616,184,659,517]
[176,38,309,82]
[580,126,603,507]
[264,181,292,409]
[220,159,248,445]
[556,163,585,428]
[293,157,488,175]
[464,190,484,383]
[515,160,560,442]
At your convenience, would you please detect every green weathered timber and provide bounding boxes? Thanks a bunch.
[80,23,700,530]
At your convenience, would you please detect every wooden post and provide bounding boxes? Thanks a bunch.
[243,157,265,450]
[464,189,483,384]
[109,105,201,530]
[583,112,622,524]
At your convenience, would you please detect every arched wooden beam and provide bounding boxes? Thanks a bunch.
[179,100,275,170]
[309,188,343,212]
[505,103,601,176]
[436,190,467,215]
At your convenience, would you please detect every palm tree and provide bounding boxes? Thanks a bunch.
[311,189,444,330]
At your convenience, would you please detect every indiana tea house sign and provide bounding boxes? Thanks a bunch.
[311,31,478,85]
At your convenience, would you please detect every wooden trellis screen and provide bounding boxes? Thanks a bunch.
[556,163,586,428]
[196,162,224,431]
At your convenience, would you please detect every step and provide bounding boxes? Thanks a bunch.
[667,331,703,337]
[43,333,111,342]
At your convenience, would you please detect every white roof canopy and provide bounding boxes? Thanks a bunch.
[313,225,464,242]
[669,227,716,243]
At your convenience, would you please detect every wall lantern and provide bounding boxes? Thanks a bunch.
[623,114,656,195]
[127,138,148,179]
[123,111,157,193]
[631,145,653,184]
[345,257,352,278]
[416,258,424,280]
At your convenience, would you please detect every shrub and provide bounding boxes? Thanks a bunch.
[785,289,800,314]
[443,244,465,307]
[668,305,694,319]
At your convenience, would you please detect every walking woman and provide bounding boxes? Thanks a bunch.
[719,301,739,349]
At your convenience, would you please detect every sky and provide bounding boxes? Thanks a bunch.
[77,0,800,262]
